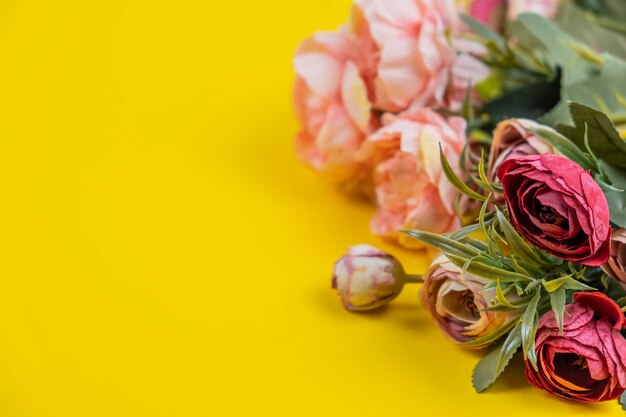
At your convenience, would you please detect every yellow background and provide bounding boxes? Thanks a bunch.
[0,0,618,415]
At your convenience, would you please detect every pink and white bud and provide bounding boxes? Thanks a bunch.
[332,244,407,311]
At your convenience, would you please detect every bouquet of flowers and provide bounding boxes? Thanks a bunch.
[293,0,626,407]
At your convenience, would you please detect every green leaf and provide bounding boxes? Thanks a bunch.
[598,160,626,227]
[472,323,522,393]
[460,14,505,51]
[495,210,547,266]
[401,230,481,259]
[446,254,533,282]
[621,390,626,411]
[521,289,542,370]
[544,54,626,125]
[549,287,566,334]
[558,2,626,59]
[439,146,487,202]
[481,71,561,122]
[526,124,596,171]
[556,103,626,168]
[495,280,518,309]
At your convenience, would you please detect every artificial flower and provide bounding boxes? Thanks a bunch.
[419,254,514,347]
[357,108,466,248]
[526,292,626,402]
[293,28,375,184]
[497,154,611,266]
[332,244,407,311]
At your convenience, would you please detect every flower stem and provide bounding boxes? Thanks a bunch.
[406,274,423,284]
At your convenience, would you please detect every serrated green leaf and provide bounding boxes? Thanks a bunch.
[549,287,566,334]
[521,289,542,370]
[401,230,480,259]
[439,146,487,202]
[621,390,626,410]
[557,103,626,168]
[446,254,533,282]
[472,324,522,393]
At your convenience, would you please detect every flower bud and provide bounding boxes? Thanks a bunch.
[332,244,407,311]
[602,228,626,286]
[487,119,556,182]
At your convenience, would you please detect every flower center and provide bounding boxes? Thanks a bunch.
[460,290,479,319]
[539,206,568,227]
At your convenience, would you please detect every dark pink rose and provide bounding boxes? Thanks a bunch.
[526,292,626,402]
[497,154,611,266]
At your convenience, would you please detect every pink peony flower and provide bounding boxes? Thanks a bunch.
[526,292,626,402]
[293,28,376,184]
[358,108,466,248]
[349,0,486,112]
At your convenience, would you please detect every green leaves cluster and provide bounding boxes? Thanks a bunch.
[464,12,626,129]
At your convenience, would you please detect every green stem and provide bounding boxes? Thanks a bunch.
[406,274,423,284]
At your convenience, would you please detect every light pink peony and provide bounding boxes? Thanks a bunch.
[358,108,466,248]
[349,0,486,112]
[293,29,376,184]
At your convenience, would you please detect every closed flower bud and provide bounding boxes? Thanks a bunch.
[488,119,556,182]
[332,244,407,311]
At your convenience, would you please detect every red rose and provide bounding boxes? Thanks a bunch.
[497,154,611,266]
[526,292,626,402]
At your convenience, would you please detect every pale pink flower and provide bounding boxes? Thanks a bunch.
[293,29,375,184]
[349,0,485,112]
[357,108,466,248]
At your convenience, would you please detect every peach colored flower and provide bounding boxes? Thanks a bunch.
[350,0,486,112]
[293,28,375,184]
[420,254,515,347]
[357,108,466,248]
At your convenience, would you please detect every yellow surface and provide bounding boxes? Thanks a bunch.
[0,1,618,416]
